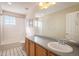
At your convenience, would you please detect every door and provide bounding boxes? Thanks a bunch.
[66,12,79,42]
[29,41,35,56]
[36,44,47,56]
[25,39,30,56]
[1,15,25,45]
[47,51,56,56]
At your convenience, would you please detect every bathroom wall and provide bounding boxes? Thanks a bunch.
[0,6,2,44]
[36,4,79,40]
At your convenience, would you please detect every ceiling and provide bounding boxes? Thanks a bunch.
[0,2,37,15]
[0,2,79,16]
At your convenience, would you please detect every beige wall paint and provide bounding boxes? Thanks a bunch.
[36,4,79,39]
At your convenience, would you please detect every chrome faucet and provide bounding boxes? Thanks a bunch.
[58,39,66,45]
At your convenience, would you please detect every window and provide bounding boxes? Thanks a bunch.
[4,15,16,25]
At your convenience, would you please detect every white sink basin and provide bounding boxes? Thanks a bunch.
[48,42,73,53]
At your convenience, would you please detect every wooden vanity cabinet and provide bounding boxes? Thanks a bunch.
[29,41,36,56]
[25,38,57,56]
[35,44,47,56]
[25,38,30,56]
[47,51,56,56]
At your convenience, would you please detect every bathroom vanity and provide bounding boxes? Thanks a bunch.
[25,36,56,56]
[24,35,79,56]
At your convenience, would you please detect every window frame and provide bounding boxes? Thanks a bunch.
[4,15,16,25]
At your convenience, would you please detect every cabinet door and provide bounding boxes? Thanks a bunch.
[47,51,56,56]
[25,39,30,56]
[36,44,47,56]
[25,39,27,51]
[30,41,35,56]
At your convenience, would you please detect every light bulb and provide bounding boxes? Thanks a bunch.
[51,2,56,5]
[39,2,56,9]
[39,2,43,6]
[8,2,12,5]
